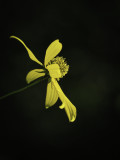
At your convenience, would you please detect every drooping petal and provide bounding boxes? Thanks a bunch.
[26,69,46,84]
[45,78,58,109]
[10,36,43,66]
[46,64,62,78]
[44,39,62,66]
[59,103,65,109]
[51,78,77,122]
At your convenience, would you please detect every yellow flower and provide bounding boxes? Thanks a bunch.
[10,36,77,122]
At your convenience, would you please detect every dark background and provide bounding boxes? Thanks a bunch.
[0,0,120,158]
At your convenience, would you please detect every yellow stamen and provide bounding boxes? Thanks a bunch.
[47,56,69,80]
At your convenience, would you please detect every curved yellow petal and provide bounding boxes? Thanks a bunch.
[46,64,62,78]
[45,78,58,108]
[59,103,65,109]
[44,39,62,66]
[10,36,43,66]
[26,69,46,84]
[51,78,77,122]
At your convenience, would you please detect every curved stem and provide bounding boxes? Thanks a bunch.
[0,76,48,100]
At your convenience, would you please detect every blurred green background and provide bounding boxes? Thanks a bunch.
[0,0,120,158]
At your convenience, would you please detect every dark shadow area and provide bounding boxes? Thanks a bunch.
[0,0,120,158]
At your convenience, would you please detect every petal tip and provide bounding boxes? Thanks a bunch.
[69,116,76,122]
[10,35,17,39]
[45,106,49,109]
[59,103,65,109]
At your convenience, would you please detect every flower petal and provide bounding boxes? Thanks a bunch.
[44,39,62,66]
[26,69,46,84]
[59,103,65,109]
[10,36,43,66]
[45,78,58,108]
[52,78,77,122]
[46,64,62,78]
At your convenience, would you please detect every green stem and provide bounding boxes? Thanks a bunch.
[0,76,48,100]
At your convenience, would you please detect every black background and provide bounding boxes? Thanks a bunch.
[0,0,120,159]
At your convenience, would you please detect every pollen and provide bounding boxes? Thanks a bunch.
[48,56,69,80]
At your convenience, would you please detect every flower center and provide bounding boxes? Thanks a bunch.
[48,56,69,80]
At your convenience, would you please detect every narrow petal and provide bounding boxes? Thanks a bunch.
[52,78,77,122]
[46,64,62,78]
[26,69,46,84]
[44,39,62,66]
[10,36,43,66]
[45,78,58,108]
